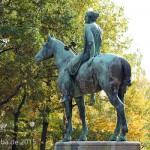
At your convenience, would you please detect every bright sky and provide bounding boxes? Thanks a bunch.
[112,0,150,80]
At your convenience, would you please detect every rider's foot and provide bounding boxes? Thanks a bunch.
[88,100,95,106]
[88,94,96,106]
[61,94,72,103]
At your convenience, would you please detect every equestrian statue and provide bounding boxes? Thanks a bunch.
[34,10,132,142]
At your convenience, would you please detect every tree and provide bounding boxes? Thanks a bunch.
[0,0,149,149]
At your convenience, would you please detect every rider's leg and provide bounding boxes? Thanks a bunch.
[88,93,96,106]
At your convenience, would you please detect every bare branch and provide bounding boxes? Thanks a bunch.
[15,93,26,116]
[0,84,23,107]
[0,47,14,54]
[5,0,12,7]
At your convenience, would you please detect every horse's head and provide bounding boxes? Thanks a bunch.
[34,34,54,64]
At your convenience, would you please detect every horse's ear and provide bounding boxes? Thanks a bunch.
[48,33,52,41]
[52,34,55,38]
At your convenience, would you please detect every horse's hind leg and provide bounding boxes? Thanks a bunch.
[109,87,126,141]
[62,99,73,142]
[75,96,88,141]
[117,86,128,141]
[108,91,128,141]
[109,112,121,141]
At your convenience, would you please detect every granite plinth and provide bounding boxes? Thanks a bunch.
[55,141,141,150]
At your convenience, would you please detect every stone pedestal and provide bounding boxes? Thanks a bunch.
[55,141,141,150]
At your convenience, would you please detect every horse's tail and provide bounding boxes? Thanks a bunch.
[120,57,132,86]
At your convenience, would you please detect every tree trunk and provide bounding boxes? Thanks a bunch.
[12,94,26,150]
[40,119,49,150]
[12,115,18,150]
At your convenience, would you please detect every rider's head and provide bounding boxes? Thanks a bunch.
[85,10,99,24]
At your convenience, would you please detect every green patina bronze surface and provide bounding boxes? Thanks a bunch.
[34,10,131,142]
[67,11,102,76]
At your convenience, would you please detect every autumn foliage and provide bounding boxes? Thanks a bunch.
[0,0,149,150]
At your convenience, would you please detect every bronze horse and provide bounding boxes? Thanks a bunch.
[35,34,131,142]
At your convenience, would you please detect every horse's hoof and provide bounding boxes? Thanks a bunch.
[62,138,69,142]
[109,135,117,141]
[78,135,87,141]
[117,135,127,141]
[62,135,71,142]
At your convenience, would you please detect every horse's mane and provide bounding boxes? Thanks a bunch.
[55,38,76,56]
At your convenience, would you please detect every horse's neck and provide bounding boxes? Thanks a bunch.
[53,40,75,71]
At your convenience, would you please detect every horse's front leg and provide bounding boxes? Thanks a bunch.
[62,99,73,142]
[75,96,88,141]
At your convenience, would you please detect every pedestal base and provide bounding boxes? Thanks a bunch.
[55,141,141,150]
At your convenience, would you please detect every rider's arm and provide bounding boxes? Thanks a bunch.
[85,26,95,58]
